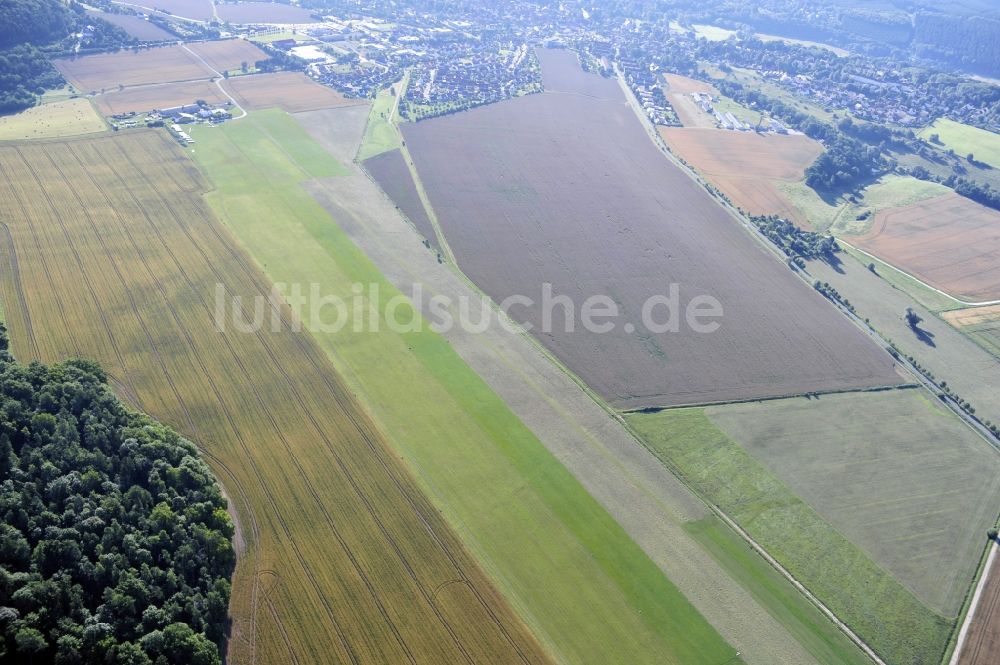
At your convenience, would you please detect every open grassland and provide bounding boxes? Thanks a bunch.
[186,39,269,74]
[93,79,227,115]
[0,130,553,665]
[683,515,872,665]
[778,174,950,233]
[854,193,1000,302]
[943,305,1000,358]
[659,127,822,225]
[55,45,212,91]
[357,86,401,161]
[119,0,214,20]
[362,148,439,250]
[705,64,837,124]
[0,98,105,140]
[627,402,964,665]
[216,2,317,23]
[755,33,849,56]
[957,546,1000,665]
[187,108,742,665]
[919,119,1000,169]
[224,71,367,112]
[808,254,1000,429]
[706,390,1000,618]
[401,48,902,408]
[839,243,967,313]
[86,10,176,41]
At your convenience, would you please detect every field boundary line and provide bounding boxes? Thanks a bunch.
[949,541,998,665]
[838,240,1000,307]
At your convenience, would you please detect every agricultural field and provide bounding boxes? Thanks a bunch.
[659,127,822,224]
[807,254,1000,429]
[0,98,105,140]
[362,149,440,250]
[86,10,176,41]
[357,85,401,161]
[0,130,553,665]
[776,173,950,233]
[853,193,1000,302]
[224,71,366,112]
[54,45,212,91]
[754,33,850,56]
[401,48,903,408]
[119,0,214,20]
[957,548,1000,665]
[628,387,1000,664]
[93,79,227,115]
[216,2,318,23]
[185,39,269,74]
[186,109,744,664]
[919,118,1000,169]
[943,305,1000,358]
[662,73,721,127]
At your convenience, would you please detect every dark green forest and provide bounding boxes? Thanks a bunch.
[0,0,133,114]
[0,326,234,665]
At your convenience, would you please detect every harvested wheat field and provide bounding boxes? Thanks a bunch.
[186,39,269,74]
[663,72,718,94]
[0,130,552,665]
[87,10,176,41]
[55,45,212,91]
[216,2,317,23]
[224,71,365,112]
[363,148,439,250]
[854,193,1000,302]
[401,48,903,408]
[93,79,227,115]
[660,127,822,224]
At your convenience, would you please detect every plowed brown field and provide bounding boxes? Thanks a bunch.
[401,48,903,408]
[224,72,365,112]
[854,193,1000,301]
[55,45,212,91]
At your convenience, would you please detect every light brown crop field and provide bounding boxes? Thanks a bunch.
[186,39,269,74]
[120,0,214,20]
[957,547,1000,665]
[0,131,551,665]
[854,193,1000,302]
[401,48,903,408]
[93,79,227,115]
[87,10,176,41]
[216,2,317,23]
[663,72,718,94]
[55,45,212,91]
[224,71,365,112]
[662,73,720,127]
[659,127,822,225]
[944,304,1000,358]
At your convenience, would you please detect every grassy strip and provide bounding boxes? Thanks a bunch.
[683,515,872,665]
[189,109,740,665]
[840,244,967,313]
[627,408,952,665]
[357,86,401,161]
[918,118,1000,170]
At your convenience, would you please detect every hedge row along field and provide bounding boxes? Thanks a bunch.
[0,130,551,665]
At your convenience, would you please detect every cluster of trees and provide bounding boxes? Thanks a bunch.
[749,215,839,264]
[0,326,235,664]
[0,0,137,114]
[805,132,882,191]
